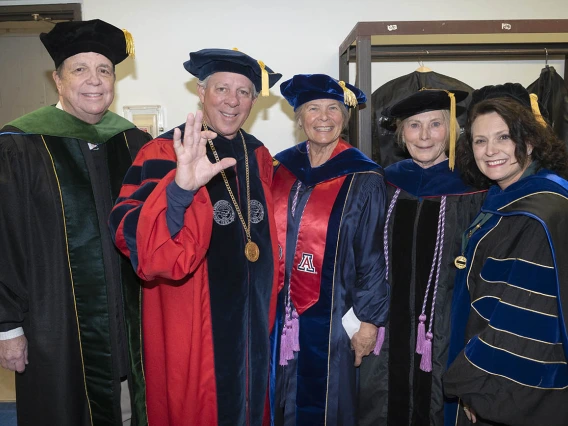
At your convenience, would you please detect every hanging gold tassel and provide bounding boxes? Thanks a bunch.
[529,93,547,127]
[122,29,135,58]
[257,60,269,97]
[338,81,357,107]
[448,92,457,171]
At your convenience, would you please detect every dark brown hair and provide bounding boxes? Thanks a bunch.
[458,97,568,189]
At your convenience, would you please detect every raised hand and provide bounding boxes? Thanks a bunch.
[173,110,237,191]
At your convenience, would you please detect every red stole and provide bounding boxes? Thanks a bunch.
[273,144,350,315]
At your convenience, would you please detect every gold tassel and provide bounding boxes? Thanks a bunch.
[448,92,457,171]
[122,29,135,58]
[529,93,547,127]
[338,81,357,107]
[232,47,239,51]
[257,60,269,97]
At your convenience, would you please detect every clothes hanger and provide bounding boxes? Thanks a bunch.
[415,51,432,73]
[544,48,550,68]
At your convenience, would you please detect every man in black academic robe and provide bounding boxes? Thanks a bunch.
[0,20,151,426]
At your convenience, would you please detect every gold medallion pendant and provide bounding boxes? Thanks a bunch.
[204,123,259,263]
[245,241,260,262]
[454,255,467,269]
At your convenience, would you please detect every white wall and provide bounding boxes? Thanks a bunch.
[82,0,568,155]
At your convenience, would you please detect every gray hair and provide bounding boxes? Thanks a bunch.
[395,109,459,149]
[197,74,259,99]
[295,100,350,131]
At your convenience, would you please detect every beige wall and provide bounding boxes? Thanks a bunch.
[0,368,15,401]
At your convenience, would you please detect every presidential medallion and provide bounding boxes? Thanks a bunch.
[245,241,260,262]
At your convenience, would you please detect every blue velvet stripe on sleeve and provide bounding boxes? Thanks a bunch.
[166,181,195,237]
[480,257,557,296]
[122,205,142,272]
[489,301,560,343]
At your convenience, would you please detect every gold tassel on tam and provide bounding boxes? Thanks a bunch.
[338,81,357,107]
[257,60,269,97]
[122,29,135,58]
[448,91,457,171]
[529,93,547,127]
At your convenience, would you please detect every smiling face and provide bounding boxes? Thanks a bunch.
[198,72,257,140]
[471,111,531,190]
[402,109,448,168]
[53,52,115,124]
[299,99,346,147]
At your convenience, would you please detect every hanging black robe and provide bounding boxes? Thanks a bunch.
[0,106,151,426]
[371,71,473,166]
[527,66,568,146]
[359,159,486,426]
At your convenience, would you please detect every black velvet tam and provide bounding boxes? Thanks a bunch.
[382,88,468,119]
[470,82,532,110]
[40,19,129,67]
[183,48,281,93]
[280,73,367,111]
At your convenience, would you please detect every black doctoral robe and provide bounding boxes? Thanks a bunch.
[0,106,151,426]
[445,169,568,426]
[527,66,568,147]
[359,159,486,426]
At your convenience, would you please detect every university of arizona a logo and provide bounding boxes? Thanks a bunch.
[297,253,317,274]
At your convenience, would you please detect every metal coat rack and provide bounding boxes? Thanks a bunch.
[338,20,568,157]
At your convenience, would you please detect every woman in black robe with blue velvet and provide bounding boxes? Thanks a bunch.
[359,89,486,426]
[444,84,568,426]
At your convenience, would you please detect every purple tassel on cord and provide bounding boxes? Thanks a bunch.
[290,308,300,352]
[279,326,290,366]
[420,332,433,372]
[416,314,427,354]
[279,306,293,365]
[373,326,386,356]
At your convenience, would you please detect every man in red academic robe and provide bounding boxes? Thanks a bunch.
[109,48,281,426]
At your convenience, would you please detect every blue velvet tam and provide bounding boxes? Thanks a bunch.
[382,88,469,119]
[40,19,134,67]
[280,74,367,111]
[183,48,282,96]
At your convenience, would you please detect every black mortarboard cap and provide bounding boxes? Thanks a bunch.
[382,88,469,119]
[280,74,366,111]
[382,88,469,170]
[184,48,281,96]
[40,19,134,68]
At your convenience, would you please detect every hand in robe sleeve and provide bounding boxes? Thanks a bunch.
[0,136,29,333]
[109,139,213,282]
[351,173,390,327]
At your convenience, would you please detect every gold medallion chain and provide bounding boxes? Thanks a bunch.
[203,123,259,262]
